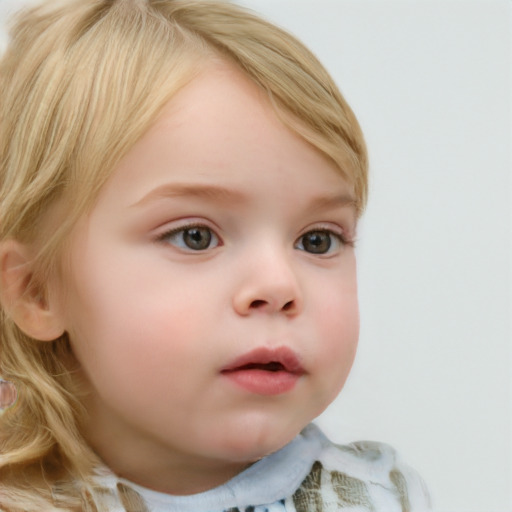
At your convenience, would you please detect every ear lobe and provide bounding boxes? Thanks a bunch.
[0,240,65,341]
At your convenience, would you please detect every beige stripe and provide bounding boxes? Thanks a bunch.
[117,483,150,512]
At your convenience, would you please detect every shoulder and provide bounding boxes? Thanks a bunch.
[291,425,432,512]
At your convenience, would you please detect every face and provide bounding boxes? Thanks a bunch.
[51,62,359,493]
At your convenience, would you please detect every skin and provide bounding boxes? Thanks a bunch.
[48,61,360,495]
[0,380,17,409]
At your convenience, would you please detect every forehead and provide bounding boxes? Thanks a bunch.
[101,61,355,206]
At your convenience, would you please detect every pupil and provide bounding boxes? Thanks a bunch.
[184,227,211,250]
[304,231,330,253]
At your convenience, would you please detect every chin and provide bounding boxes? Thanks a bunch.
[210,418,304,463]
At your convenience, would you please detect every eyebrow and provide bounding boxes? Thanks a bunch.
[131,182,357,211]
[307,193,357,213]
[131,183,247,208]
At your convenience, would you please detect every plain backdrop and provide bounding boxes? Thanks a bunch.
[1,1,511,511]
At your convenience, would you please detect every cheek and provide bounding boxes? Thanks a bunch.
[63,253,215,384]
[66,294,208,422]
[320,295,359,368]
[310,267,359,394]
[317,255,359,339]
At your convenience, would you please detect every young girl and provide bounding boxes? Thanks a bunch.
[0,0,430,510]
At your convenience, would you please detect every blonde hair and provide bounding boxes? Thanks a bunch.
[0,0,368,509]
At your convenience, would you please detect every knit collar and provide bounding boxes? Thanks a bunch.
[93,424,325,512]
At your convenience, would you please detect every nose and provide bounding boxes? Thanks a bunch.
[232,249,303,317]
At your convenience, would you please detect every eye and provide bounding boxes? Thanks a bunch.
[295,229,343,255]
[158,224,220,251]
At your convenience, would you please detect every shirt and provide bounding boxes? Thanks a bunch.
[89,423,431,512]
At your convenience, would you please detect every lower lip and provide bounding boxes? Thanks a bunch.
[221,369,301,396]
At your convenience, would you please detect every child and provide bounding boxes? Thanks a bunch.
[0,0,431,510]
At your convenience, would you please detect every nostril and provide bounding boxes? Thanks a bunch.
[250,299,267,309]
[282,301,294,311]
[245,298,297,313]
[249,299,295,311]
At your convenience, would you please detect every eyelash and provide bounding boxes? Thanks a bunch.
[156,223,221,252]
[155,223,354,255]
[294,228,354,255]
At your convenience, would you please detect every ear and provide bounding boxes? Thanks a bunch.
[0,240,65,341]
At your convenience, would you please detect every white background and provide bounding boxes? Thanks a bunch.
[1,1,511,511]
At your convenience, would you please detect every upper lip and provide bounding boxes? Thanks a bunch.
[221,346,305,374]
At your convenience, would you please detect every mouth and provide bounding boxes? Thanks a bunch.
[220,347,305,396]
[233,361,287,372]
[221,347,304,375]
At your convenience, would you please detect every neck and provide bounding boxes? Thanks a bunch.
[81,400,252,495]
[105,452,251,495]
